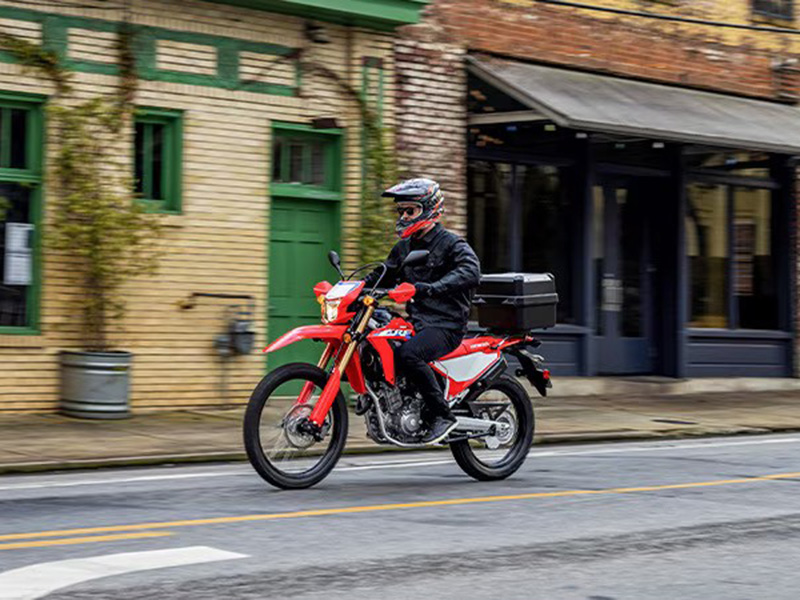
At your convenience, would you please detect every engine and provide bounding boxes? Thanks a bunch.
[363,379,426,445]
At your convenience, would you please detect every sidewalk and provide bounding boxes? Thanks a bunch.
[2,386,800,474]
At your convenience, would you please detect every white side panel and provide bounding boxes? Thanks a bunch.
[434,352,500,382]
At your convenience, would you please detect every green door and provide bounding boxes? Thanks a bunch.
[268,198,339,367]
[267,123,342,369]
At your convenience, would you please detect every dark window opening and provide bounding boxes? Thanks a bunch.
[0,183,33,327]
[753,0,793,19]
[133,111,181,211]
[686,181,779,330]
[468,160,575,325]
[272,135,333,189]
[687,182,728,328]
[0,107,30,171]
[9,109,27,169]
[289,143,304,183]
[519,164,575,325]
[271,139,283,182]
[151,124,164,200]
[687,148,771,179]
[134,121,145,197]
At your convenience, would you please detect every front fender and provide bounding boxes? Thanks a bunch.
[264,325,347,353]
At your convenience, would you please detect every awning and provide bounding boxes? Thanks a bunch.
[468,55,800,155]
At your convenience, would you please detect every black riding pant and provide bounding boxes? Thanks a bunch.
[395,327,462,418]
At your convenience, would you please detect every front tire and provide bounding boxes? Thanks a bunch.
[244,362,348,489]
[450,375,534,481]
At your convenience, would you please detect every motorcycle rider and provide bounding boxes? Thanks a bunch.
[365,178,481,444]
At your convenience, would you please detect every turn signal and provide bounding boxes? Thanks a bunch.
[363,296,375,306]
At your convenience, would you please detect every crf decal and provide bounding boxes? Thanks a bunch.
[373,329,413,338]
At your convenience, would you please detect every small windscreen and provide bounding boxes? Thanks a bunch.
[326,281,362,300]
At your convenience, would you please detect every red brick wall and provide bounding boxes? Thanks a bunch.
[394,20,468,236]
[393,1,800,244]
[426,0,800,101]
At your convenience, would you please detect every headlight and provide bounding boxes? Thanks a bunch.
[321,299,340,323]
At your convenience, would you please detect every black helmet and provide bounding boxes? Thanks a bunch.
[381,178,445,239]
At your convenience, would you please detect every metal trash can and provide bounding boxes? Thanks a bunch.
[60,351,132,420]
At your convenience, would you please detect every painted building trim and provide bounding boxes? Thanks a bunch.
[0,5,299,97]
[207,0,429,30]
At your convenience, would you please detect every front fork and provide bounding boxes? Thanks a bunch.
[294,344,334,406]
[307,303,375,427]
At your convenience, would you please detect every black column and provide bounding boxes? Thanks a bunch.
[669,146,688,378]
[576,137,595,375]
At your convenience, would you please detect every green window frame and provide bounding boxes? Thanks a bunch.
[271,122,342,201]
[134,107,183,214]
[0,90,45,335]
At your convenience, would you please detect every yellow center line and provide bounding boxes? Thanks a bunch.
[0,532,173,551]
[2,471,799,542]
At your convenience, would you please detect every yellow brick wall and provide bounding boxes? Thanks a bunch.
[0,0,397,412]
[497,0,800,52]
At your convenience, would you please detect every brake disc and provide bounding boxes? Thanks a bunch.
[283,405,316,449]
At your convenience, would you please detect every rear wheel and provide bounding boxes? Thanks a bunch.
[244,363,348,489]
[450,375,534,481]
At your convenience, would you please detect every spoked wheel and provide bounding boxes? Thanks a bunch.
[450,375,534,481]
[243,363,348,489]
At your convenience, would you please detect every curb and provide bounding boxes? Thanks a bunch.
[1,425,798,476]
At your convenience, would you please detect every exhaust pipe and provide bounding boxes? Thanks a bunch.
[453,416,510,434]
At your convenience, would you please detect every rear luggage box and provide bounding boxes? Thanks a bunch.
[474,273,558,331]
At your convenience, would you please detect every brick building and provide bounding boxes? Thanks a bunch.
[397,0,800,378]
[0,0,426,412]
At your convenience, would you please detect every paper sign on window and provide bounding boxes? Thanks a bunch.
[4,223,33,286]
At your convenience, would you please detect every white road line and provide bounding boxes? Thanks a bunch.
[531,436,800,458]
[340,460,454,471]
[1,436,798,492]
[0,546,247,600]
[0,471,247,492]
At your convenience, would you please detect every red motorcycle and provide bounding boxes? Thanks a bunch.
[244,250,552,489]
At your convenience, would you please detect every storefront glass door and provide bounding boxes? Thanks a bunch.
[593,177,657,373]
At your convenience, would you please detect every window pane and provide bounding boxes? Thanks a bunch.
[734,187,777,329]
[468,161,512,274]
[519,165,574,324]
[10,109,27,169]
[310,142,325,186]
[753,0,793,18]
[151,123,164,200]
[272,138,283,182]
[134,121,145,196]
[0,183,33,327]
[687,183,728,328]
[593,186,604,335]
[289,143,304,183]
[619,187,644,337]
[687,149,771,178]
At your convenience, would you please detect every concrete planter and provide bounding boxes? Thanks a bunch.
[59,351,132,420]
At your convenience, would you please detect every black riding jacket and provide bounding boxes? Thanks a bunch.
[365,225,481,334]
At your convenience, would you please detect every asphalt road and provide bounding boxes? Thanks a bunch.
[1,434,799,599]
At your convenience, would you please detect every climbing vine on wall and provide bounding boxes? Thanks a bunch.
[0,20,161,351]
[299,60,398,265]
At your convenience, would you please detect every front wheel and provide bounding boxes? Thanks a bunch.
[244,362,348,489]
[450,375,534,481]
